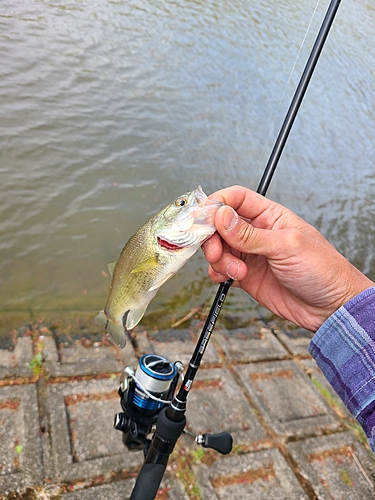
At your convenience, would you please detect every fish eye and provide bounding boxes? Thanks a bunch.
[175,197,187,207]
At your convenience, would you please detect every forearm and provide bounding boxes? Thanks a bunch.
[309,286,375,453]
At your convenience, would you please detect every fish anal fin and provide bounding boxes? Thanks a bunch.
[95,310,127,348]
[131,256,159,274]
[107,261,117,277]
[125,305,149,330]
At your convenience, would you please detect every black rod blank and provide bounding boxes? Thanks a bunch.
[257,0,342,196]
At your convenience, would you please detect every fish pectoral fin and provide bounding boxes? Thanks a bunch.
[147,272,174,292]
[131,256,160,274]
[107,261,117,277]
[125,305,149,330]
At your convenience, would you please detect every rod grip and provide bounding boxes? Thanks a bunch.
[129,463,167,500]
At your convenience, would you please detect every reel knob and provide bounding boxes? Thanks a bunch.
[114,412,130,432]
[195,432,233,455]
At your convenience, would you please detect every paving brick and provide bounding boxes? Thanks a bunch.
[185,368,269,446]
[235,360,340,438]
[228,429,274,452]
[45,378,143,482]
[0,384,43,494]
[1,319,373,500]
[43,335,137,377]
[288,432,375,499]
[299,358,352,419]
[272,323,313,356]
[0,337,33,379]
[144,329,222,366]
[220,307,272,328]
[215,326,287,362]
[194,448,308,499]
[60,475,189,499]
[60,480,135,500]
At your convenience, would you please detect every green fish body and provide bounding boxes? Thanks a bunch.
[95,186,222,348]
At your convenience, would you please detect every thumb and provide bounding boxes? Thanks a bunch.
[215,205,279,257]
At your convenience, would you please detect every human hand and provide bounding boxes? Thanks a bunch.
[202,185,374,331]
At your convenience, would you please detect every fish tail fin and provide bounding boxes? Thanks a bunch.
[94,310,127,349]
[94,310,108,328]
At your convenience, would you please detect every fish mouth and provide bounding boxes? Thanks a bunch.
[194,185,208,205]
[194,185,224,210]
[193,200,224,224]
[157,237,184,251]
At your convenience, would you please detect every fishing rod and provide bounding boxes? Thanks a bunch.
[117,0,342,498]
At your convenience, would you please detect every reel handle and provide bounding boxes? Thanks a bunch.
[196,431,233,455]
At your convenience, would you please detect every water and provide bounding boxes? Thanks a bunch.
[1,0,375,330]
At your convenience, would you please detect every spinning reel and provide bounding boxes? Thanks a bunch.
[114,353,233,457]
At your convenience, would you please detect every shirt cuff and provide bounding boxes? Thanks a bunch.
[309,286,375,452]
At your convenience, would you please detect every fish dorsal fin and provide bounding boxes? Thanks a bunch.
[131,256,159,274]
[107,261,117,277]
[125,305,149,330]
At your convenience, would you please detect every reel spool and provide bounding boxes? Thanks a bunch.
[128,354,177,416]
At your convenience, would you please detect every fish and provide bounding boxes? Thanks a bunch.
[95,185,223,348]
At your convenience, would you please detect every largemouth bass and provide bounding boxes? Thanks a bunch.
[95,186,222,348]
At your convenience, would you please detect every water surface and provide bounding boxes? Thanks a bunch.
[1,0,374,330]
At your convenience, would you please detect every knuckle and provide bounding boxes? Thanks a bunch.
[236,221,255,246]
[281,228,306,255]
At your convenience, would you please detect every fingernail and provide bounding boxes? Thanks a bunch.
[226,261,240,280]
[223,206,238,231]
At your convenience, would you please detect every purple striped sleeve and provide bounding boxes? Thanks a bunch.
[309,286,375,453]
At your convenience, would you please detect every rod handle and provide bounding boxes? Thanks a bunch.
[129,463,166,500]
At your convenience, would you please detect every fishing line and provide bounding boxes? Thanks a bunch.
[250,0,322,187]
[189,278,216,339]
[121,366,184,405]
[257,0,341,195]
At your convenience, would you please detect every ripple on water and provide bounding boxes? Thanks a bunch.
[0,0,374,322]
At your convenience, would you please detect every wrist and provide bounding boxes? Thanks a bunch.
[319,275,375,329]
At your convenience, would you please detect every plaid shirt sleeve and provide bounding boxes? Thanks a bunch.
[309,286,375,453]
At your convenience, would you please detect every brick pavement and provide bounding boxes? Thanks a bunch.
[0,319,374,499]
